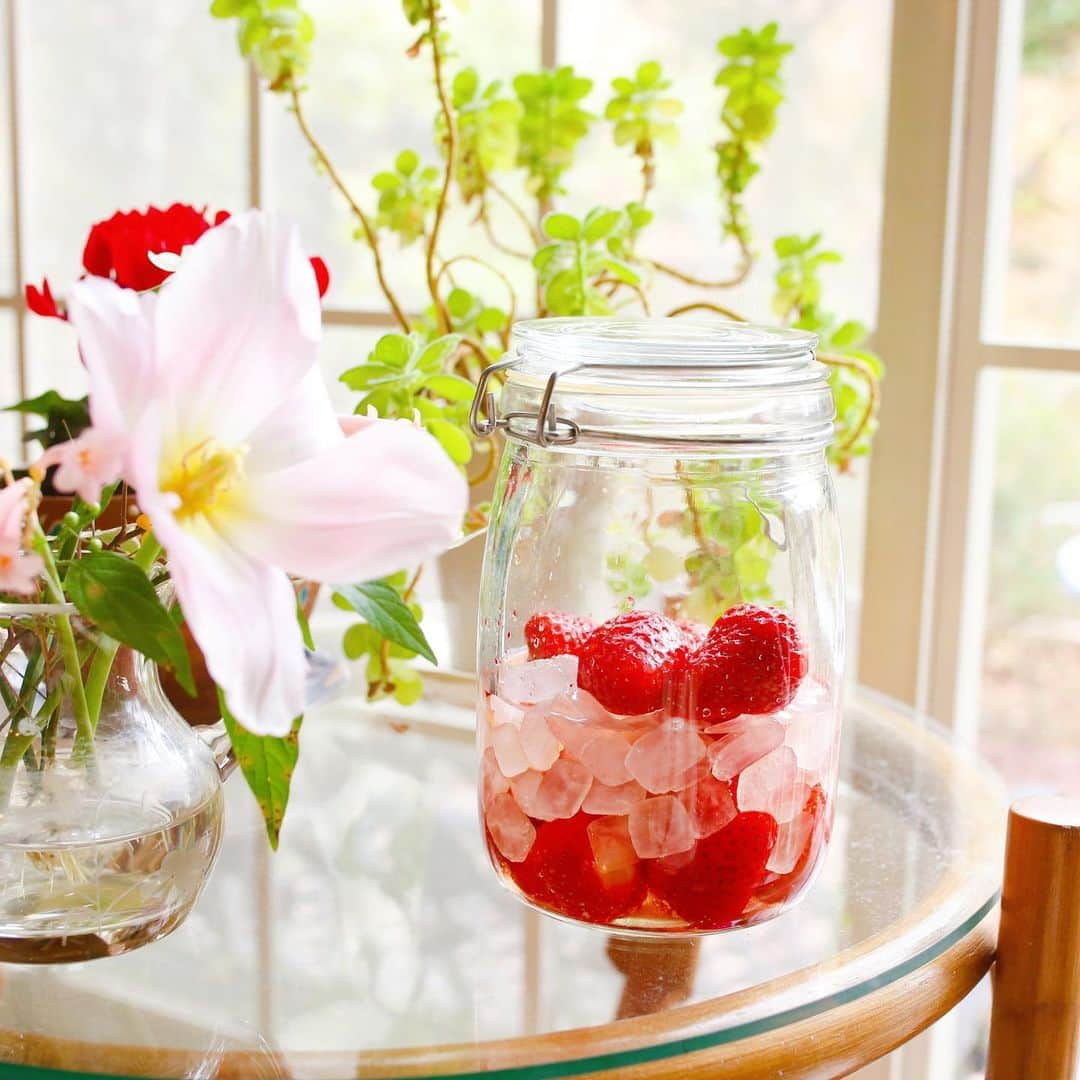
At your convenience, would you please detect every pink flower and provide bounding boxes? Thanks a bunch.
[0,480,43,596]
[36,429,126,506]
[65,210,467,735]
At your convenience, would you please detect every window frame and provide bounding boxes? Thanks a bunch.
[859,0,1080,738]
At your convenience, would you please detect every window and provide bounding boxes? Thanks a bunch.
[4,0,1072,1075]
[1,0,891,656]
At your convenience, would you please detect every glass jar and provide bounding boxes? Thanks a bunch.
[472,319,843,934]
[0,602,227,962]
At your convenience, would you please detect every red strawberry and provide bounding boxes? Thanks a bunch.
[647,811,778,929]
[754,785,830,907]
[677,620,710,648]
[578,610,690,715]
[506,812,646,924]
[525,611,595,661]
[686,604,807,724]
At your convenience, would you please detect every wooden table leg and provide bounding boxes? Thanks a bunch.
[986,796,1080,1078]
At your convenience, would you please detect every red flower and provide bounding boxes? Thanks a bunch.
[310,255,330,298]
[82,203,213,292]
[26,203,329,320]
[25,278,64,320]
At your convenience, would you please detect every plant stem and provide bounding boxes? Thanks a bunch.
[666,299,747,321]
[818,352,881,453]
[478,205,531,260]
[435,254,518,327]
[595,275,651,315]
[468,441,497,488]
[288,87,410,331]
[0,683,61,809]
[650,256,751,290]
[403,565,423,604]
[30,524,94,759]
[82,532,163,728]
[488,177,541,247]
[426,0,455,335]
[639,146,655,205]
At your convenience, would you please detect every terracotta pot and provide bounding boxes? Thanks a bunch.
[37,490,135,532]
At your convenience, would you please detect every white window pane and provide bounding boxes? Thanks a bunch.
[319,323,390,413]
[0,311,20,464]
[976,368,1080,792]
[18,1,248,291]
[985,0,1080,346]
[23,309,83,410]
[0,12,13,295]
[558,1,891,325]
[264,0,541,313]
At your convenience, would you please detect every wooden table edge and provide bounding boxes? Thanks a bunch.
[0,910,997,1080]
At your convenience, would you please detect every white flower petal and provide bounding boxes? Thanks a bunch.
[67,276,157,441]
[246,367,343,475]
[153,210,321,447]
[148,496,306,737]
[238,420,467,583]
[146,250,183,273]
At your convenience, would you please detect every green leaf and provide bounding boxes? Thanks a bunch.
[7,391,91,450]
[542,212,581,241]
[295,594,315,651]
[395,148,419,176]
[342,622,378,659]
[423,373,476,402]
[372,171,401,192]
[373,333,415,369]
[600,257,640,285]
[583,208,622,243]
[333,580,437,664]
[532,242,562,270]
[220,694,300,850]
[427,417,473,465]
[390,662,423,705]
[637,60,662,87]
[66,551,195,696]
[416,334,462,373]
[475,307,507,333]
[830,319,868,349]
[210,0,251,16]
[447,288,473,319]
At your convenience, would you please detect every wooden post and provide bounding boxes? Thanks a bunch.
[987,796,1080,1078]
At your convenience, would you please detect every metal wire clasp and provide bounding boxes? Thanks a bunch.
[469,356,581,448]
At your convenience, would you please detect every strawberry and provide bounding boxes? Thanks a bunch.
[647,811,778,929]
[524,611,595,661]
[506,812,646,924]
[677,620,710,649]
[685,604,807,724]
[578,610,690,715]
[754,785,830,908]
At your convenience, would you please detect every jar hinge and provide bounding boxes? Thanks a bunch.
[469,357,582,447]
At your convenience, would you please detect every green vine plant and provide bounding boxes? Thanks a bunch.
[210,0,884,694]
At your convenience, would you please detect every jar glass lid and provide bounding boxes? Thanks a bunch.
[512,317,818,383]
[473,318,835,452]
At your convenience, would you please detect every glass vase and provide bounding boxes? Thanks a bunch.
[0,602,226,962]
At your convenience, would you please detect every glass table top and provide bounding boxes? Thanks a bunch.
[0,689,1006,1079]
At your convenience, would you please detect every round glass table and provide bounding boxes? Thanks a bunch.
[0,689,1005,1079]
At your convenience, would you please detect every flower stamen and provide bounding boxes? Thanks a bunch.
[161,439,248,522]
